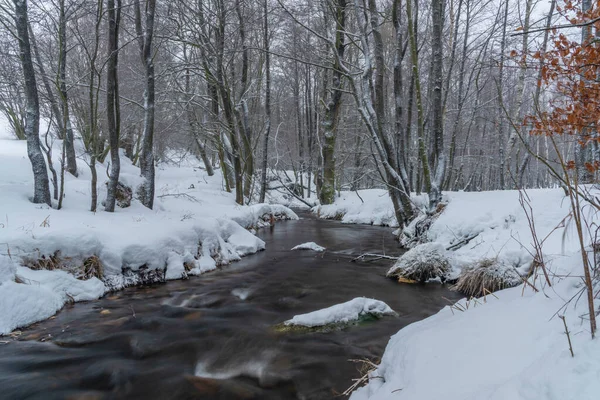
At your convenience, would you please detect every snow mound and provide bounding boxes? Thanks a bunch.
[284,297,396,327]
[387,242,451,282]
[453,258,523,297]
[0,267,106,335]
[291,242,326,252]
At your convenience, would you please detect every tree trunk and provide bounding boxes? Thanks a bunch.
[259,0,271,203]
[320,0,346,205]
[407,0,431,194]
[518,0,556,187]
[428,0,446,209]
[13,0,51,206]
[58,0,78,177]
[496,0,509,190]
[235,0,254,199]
[104,0,121,212]
[134,0,156,209]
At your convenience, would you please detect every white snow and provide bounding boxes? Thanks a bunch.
[387,242,451,281]
[291,242,326,252]
[0,266,106,334]
[315,189,402,227]
[0,135,297,335]
[348,187,600,400]
[0,255,17,284]
[284,297,396,327]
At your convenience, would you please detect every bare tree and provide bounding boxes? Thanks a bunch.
[259,0,271,203]
[104,0,122,212]
[134,0,156,209]
[13,0,51,206]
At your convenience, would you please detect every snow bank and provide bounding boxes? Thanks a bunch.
[350,187,600,399]
[315,189,403,227]
[291,242,326,252]
[351,254,599,400]
[0,136,297,334]
[284,297,396,328]
[0,267,106,335]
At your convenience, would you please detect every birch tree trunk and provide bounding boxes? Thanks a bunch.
[13,0,51,206]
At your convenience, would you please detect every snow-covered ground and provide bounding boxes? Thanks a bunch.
[0,133,297,335]
[284,297,396,328]
[315,189,403,227]
[341,188,600,399]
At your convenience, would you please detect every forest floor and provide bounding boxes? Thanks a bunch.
[317,186,600,399]
[0,133,296,335]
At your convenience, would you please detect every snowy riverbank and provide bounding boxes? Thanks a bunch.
[334,187,600,399]
[0,136,297,335]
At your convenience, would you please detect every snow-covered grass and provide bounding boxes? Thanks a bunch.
[284,297,396,328]
[291,242,326,252]
[453,258,524,297]
[386,242,451,283]
[0,135,297,335]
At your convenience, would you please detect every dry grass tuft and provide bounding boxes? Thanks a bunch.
[82,255,103,279]
[453,258,522,298]
[22,250,64,271]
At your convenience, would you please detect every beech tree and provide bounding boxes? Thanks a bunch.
[134,0,156,209]
[12,0,51,205]
[104,0,121,212]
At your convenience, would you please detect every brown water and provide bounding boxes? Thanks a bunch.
[0,213,460,400]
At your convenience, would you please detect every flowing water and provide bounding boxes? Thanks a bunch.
[0,213,460,400]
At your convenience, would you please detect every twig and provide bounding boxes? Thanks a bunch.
[157,192,202,203]
[559,315,574,357]
[352,253,399,262]
[446,233,479,251]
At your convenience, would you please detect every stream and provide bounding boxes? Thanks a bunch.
[0,212,460,400]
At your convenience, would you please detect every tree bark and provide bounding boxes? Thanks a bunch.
[429,0,446,209]
[134,0,156,209]
[320,0,346,205]
[57,0,78,177]
[104,0,121,212]
[13,0,51,206]
[259,0,271,203]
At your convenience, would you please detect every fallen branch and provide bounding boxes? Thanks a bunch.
[352,253,399,262]
[157,192,202,203]
[446,233,479,251]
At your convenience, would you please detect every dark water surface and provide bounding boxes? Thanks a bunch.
[0,213,460,400]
